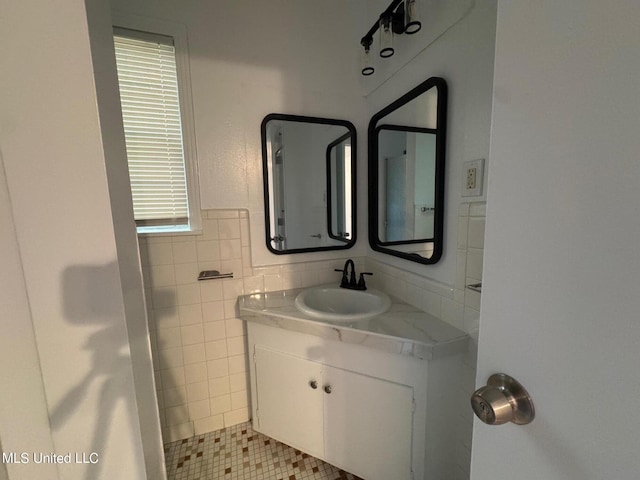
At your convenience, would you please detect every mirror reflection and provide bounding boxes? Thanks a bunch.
[369,77,447,264]
[327,132,353,242]
[377,126,436,243]
[261,114,356,254]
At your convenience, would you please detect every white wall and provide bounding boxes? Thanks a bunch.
[0,0,149,478]
[365,0,496,286]
[108,0,368,266]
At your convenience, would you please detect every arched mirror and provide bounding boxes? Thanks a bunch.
[262,113,357,254]
[368,77,447,264]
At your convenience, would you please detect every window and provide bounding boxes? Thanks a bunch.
[113,26,200,233]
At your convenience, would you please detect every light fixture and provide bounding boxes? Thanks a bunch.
[360,37,375,76]
[404,0,422,34]
[379,14,394,58]
[359,0,423,76]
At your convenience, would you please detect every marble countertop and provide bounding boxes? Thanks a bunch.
[238,286,469,360]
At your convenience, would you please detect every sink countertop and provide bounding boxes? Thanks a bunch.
[238,287,469,360]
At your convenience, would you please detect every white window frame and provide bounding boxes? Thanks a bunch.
[112,13,201,235]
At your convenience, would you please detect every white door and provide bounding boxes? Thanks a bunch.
[472,1,640,479]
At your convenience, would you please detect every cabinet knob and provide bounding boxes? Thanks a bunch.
[323,385,332,394]
[309,380,318,390]
[471,373,534,425]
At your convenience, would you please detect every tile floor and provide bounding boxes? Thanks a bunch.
[164,421,363,480]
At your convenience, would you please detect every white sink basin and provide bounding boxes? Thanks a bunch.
[294,285,391,322]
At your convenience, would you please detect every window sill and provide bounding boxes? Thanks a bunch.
[137,225,202,237]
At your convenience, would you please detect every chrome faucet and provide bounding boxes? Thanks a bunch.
[334,259,373,290]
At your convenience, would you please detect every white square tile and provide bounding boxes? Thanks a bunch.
[229,372,248,393]
[156,327,182,349]
[457,216,469,250]
[456,250,468,290]
[210,394,232,415]
[161,367,185,389]
[223,408,249,427]
[202,301,225,321]
[182,344,206,365]
[224,318,245,337]
[263,274,283,292]
[458,203,470,217]
[209,376,230,397]
[467,217,486,249]
[241,247,252,270]
[147,243,173,266]
[151,286,177,309]
[219,239,242,260]
[203,320,226,341]
[158,347,184,369]
[223,299,239,319]
[228,354,247,374]
[205,339,228,360]
[149,265,175,288]
[165,404,190,426]
[220,259,243,280]
[463,307,481,340]
[194,415,224,436]
[207,358,229,379]
[469,202,486,217]
[226,336,246,356]
[466,248,484,281]
[163,385,187,408]
[198,219,219,241]
[184,362,208,384]
[178,304,203,326]
[242,276,264,294]
[180,324,204,346]
[196,240,220,262]
[177,283,201,305]
[200,281,223,302]
[164,422,194,443]
[441,297,465,331]
[231,389,248,410]
[153,307,180,330]
[218,218,241,239]
[172,241,197,264]
[174,263,199,285]
[207,209,238,219]
[464,288,481,311]
[188,399,211,420]
[240,217,250,247]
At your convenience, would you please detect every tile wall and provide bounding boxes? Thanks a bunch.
[138,209,362,443]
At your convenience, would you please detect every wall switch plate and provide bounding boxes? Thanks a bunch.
[463,159,484,197]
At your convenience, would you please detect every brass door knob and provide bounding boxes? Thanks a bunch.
[471,373,535,425]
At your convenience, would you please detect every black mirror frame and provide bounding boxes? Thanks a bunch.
[261,113,357,255]
[326,131,353,243]
[368,76,447,264]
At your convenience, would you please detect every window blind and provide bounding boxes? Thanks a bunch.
[113,31,189,226]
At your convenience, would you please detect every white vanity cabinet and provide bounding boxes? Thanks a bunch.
[248,322,421,480]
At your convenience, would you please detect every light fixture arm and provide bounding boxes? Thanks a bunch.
[360,0,404,46]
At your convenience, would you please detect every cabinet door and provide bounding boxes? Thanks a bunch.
[254,346,324,458]
[323,365,414,480]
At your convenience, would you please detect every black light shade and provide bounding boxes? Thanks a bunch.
[404,0,422,34]
[379,14,394,58]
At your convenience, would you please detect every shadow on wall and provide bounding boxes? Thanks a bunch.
[53,263,172,480]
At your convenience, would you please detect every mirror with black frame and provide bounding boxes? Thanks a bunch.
[261,113,357,254]
[368,77,447,264]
